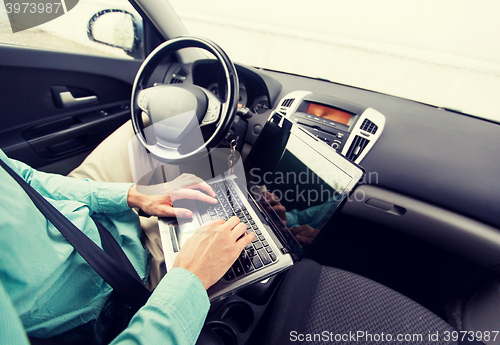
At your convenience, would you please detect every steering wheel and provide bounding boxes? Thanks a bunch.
[131,36,239,163]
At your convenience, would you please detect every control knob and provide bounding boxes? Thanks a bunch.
[331,140,342,150]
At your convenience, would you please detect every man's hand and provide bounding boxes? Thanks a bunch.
[172,217,255,290]
[166,173,216,203]
[127,173,217,218]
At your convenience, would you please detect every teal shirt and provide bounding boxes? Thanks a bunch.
[0,268,210,345]
[111,268,209,345]
[0,150,210,342]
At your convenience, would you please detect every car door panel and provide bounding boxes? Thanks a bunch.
[0,45,142,172]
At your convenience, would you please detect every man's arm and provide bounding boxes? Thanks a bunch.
[2,150,217,218]
[110,268,210,345]
[112,216,253,344]
[1,216,254,345]
[2,151,133,215]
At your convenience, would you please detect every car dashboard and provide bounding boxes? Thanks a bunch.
[166,60,277,116]
[159,57,500,271]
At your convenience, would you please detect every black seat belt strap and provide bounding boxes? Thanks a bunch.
[92,219,144,284]
[0,159,151,313]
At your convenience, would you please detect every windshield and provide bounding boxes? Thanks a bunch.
[168,0,500,123]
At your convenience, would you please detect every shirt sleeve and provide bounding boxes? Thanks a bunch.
[110,268,210,345]
[2,151,133,215]
[0,269,209,345]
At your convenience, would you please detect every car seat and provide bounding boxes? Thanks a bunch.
[263,259,483,345]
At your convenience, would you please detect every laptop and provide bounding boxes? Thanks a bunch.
[158,112,365,301]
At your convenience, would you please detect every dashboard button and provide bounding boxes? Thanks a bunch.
[331,140,342,150]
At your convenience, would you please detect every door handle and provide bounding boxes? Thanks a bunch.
[59,91,98,108]
[51,86,98,108]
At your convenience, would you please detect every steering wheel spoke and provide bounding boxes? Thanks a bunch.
[200,92,222,127]
[136,88,154,114]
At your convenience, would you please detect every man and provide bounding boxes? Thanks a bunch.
[0,149,254,344]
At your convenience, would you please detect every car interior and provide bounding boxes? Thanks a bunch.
[1,0,500,344]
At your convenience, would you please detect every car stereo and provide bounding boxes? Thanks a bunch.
[275,91,385,164]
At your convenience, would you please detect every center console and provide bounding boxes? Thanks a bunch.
[200,91,386,345]
[275,91,386,164]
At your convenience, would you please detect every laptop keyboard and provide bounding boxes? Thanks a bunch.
[203,180,277,281]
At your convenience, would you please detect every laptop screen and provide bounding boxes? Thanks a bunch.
[244,115,357,257]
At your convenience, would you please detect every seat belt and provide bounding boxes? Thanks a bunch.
[0,159,151,313]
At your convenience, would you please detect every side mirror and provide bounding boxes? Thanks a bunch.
[87,9,143,59]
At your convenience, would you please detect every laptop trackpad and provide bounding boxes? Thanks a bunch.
[170,222,198,251]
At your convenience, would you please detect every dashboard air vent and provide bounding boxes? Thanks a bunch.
[346,135,370,161]
[281,98,295,108]
[170,77,184,84]
[360,119,378,134]
[169,66,188,84]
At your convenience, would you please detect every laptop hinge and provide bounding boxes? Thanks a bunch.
[245,187,294,254]
[280,247,290,255]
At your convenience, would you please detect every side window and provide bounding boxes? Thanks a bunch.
[0,0,143,59]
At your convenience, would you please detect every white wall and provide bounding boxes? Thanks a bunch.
[169,0,500,122]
